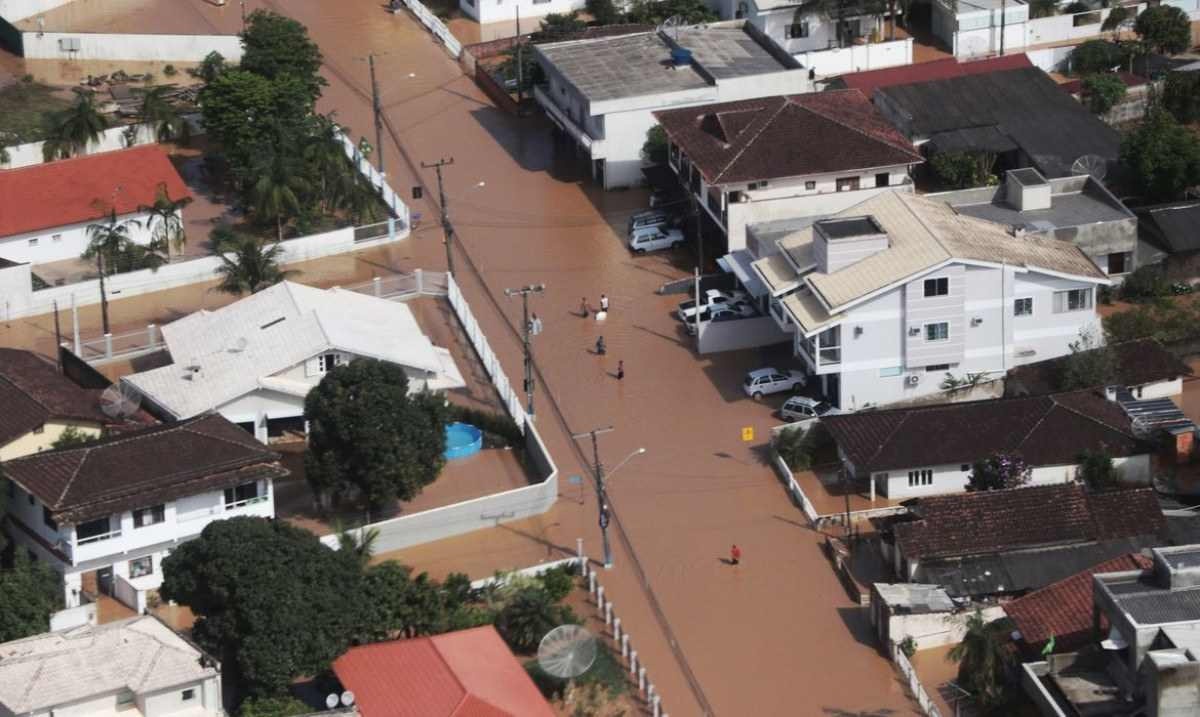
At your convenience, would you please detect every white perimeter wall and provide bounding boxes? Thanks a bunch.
[19,32,244,63]
[0,0,70,21]
[1,122,161,170]
[0,210,158,265]
[795,38,913,77]
[460,0,586,24]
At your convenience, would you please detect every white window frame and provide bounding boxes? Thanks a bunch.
[1013,297,1033,316]
[924,322,949,342]
[907,469,933,487]
[133,504,165,528]
[878,366,903,378]
[1053,288,1093,313]
[129,555,153,579]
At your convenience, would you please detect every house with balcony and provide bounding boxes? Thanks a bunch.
[653,89,922,265]
[1,413,287,611]
[0,348,114,460]
[532,21,810,190]
[0,615,223,717]
[122,281,464,442]
[747,190,1108,409]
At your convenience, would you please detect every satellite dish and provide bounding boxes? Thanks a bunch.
[537,624,597,678]
[340,691,355,707]
[1071,154,1108,181]
[101,383,142,419]
[325,694,339,710]
[657,14,684,40]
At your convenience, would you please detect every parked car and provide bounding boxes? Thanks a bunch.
[780,395,842,422]
[742,368,806,399]
[677,289,749,321]
[685,302,757,334]
[629,226,684,253]
[627,209,678,235]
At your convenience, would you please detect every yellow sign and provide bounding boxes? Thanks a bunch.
[741,426,755,442]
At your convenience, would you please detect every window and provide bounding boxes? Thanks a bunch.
[748,180,769,190]
[1107,251,1132,275]
[923,277,948,297]
[129,556,153,579]
[181,689,196,702]
[1053,288,1093,313]
[28,237,38,247]
[319,353,339,372]
[224,481,262,509]
[804,180,816,190]
[836,176,860,192]
[875,173,890,188]
[785,21,809,39]
[76,517,113,543]
[960,464,970,472]
[43,507,57,531]
[879,366,903,378]
[51,234,62,243]
[32,424,44,434]
[907,469,933,487]
[925,363,950,372]
[1014,297,1033,316]
[925,322,949,342]
[133,504,165,528]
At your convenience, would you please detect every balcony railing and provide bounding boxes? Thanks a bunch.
[225,495,269,511]
[76,529,122,546]
[819,347,842,366]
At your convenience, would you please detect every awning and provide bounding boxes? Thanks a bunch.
[717,250,767,297]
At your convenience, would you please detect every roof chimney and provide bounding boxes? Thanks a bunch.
[813,216,889,274]
[1006,168,1051,212]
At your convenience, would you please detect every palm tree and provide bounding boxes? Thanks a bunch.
[333,520,381,568]
[137,86,187,143]
[212,235,296,295]
[495,587,560,652]
[83,209,143,334]
[43,92,109,162]
[342,176,384,225]
[305,114,353,214]
[251,146,310,243]
[947,610,1016,712]
[140,183,190,260]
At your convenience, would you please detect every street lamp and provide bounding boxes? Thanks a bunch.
[572,427,647,570]
[505,283,545,417]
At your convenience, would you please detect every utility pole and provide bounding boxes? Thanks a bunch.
[240,0,247,31]
[999,0,1006,56]
[504,283,545,417]
[515,7,524,104]
[368,53,384,174]
[422,158,455,275]
[573,426,616,569]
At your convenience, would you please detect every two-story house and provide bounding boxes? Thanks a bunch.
[0,615,223,717]
[653,89,922,259]
[123,281,464,442]
[532,21,811,190]
[2,413,287,611]
[731,0,894,54]
[0,348,114,460]
[750,190,1109,409]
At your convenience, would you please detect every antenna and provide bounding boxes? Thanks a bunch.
[1070,154,1108,182]
[657,14,684,41]
[536,624,597,679]
[100,383,142,419]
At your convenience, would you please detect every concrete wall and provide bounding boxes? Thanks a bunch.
[19,32,243,63]
[904,264,966,369]
[795,38,913,77]
[402,0,463,58]
[140,678,221,717]
[48,601,97,631]
[883,604,1007,650]
[697,314,791,353]
[0,210,158,266]
[0,419,101,460]
[0,0,70,22]
[460,0,586,24]
[1,122,160,169]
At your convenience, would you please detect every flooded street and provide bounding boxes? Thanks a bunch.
[0,1,919,714]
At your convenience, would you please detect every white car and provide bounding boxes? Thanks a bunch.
[685,302,757,334]
[677,289,749,321]
[780,395,842,422]
[743,368,806,399]
[629,226,684,253]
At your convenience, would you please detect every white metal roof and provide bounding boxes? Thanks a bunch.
[124,281,448,418]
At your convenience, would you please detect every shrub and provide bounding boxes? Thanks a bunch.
[775,423,830,471]
[538,565,575,603]
[931,151,995,189]
[1077,448,1122,491]
[238,696,310,717]
[163,64,177,76]
[446,404,522,447]
[899,636,917,658]
[1166,71,1200,124]
[525,660,568,699]
[496,586,563,652]
[1071,40,1122,75]
[1083,73,1127,114]
[1120,264,1169,302]
[967,451,1031,491]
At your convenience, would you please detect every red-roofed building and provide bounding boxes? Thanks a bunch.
[0,145,191,266]
[839,54,1033,98]
[332,626,556,717]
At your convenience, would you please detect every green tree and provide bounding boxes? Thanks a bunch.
[359,561,450,640]
[140,183,190,260]
[161,517,367,696]
[333,521,381,569]
[967,451,1031,491]
[1060,328,1117,390]
[42,92,109,162]
[1135,5,1191,55]
[1070,39,1122,76]
[240,10,327,104]
[238,696,311,717]
[931,150,995,189]
[1121,108,1200,202]
[251,139,310,242]
[538,566,575,602]
[199,70,313,183]
[197,51,227,84]
[1101,6,1130,40]
[586,0,624,24]
[83,210,147,334]
[1082,73,1126,114]
[51,426,100,449]
[1164,70,1200,124]
[304,360,448,511]
[0,551,64,642]
[212,235,295,295]
[642,124,667,166]
[304,114,353,214]
[1104,300,1200,344]
[947,611,1016,713]
[625,0,717,24]
[538,11,588,40]
[137,86,187,143]
[1120,264,1169,302]
[496,586,566,652]
[1028,0,1057,18]
[1077,447,1122,491]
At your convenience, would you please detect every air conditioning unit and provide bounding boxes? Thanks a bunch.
[905,374,921,386]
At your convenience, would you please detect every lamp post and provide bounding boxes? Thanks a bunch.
[572,426,646,570]
[504,283,545,417]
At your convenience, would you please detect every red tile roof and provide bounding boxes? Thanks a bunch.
[653,90,921,185]
[0,145,192,239]
[1005,552,1152,656]
[0,348,112,447]
[839,54,1033,98]
[333,626,556,717]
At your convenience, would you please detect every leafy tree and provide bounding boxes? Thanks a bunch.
[1135,5,1191,55]
[1028,0,1058,18]
[0,551,64,642]
[84,210,147,334]
[239,10,326,105]
[42,92,109,161]
[238,696,311,717]
[140,183,190,260]
[1164,70,1200,124]
[197,51,227,84]
[251,137,310,242]
[1060,328,1117,390]
[212,235,295,295]
[1071,40,1122,76]
[1077,447,1122,491]
[1121,108,1200,202]
[496,586,567,652]
[137,86,187,143]
[304,115,353,214]
[1104,300,1199,344]
[642,124,667,166]
[625,0,717,24]
[967,451,1031,491]
[200,70,314,184]
[51,426,99,449]
[359,561,450,640]
[1120,264,1169,302]
[931,150,995,189]
[948,611,1016,713]
[1083,73,1126,114]
[304,360,448,510]
[538,11,588,40]
[333,521,381,569]
[161,517,367,696]
[538,565,575,602]
[586,0,624,24]
[1101,6,1130,40]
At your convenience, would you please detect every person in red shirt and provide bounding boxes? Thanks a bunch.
[730,544,741,566]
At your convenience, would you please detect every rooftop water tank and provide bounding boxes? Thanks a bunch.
[671,47,693,67]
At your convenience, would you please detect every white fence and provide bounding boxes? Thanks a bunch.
[772,449,820,526]
[447,275,528,426]
[340,133,412,230]
[1,122,160,170]
[19,32,244,63]
[469,556,584,589]
[797,38,913,78]
[892,641,945,717]
[400,0,463,58]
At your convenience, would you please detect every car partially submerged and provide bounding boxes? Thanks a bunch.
[780,395,841,422]
[742,368,806,398]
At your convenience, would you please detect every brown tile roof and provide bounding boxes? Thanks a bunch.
[1005,552,1153,656]
[653,90,921,186]
[0,349,112,446]
[1005,339,1193,397]
[838,54,1034,98]
[893,484,1167,561]
[823,390,1146,475]
[2,413,287,525]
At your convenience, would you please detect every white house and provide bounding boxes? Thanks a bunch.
[0,615,223,717]
[2,413,286,612]
[822,389,1152,500]
[749,190,1109,409]
[458,0,585,25]
[123,281,466,442]
[0,145,191,267]
[532,21,812,190]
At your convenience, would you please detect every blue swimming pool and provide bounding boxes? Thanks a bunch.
[444,422,483,460]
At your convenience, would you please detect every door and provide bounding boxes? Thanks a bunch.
[97,566,114,596]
